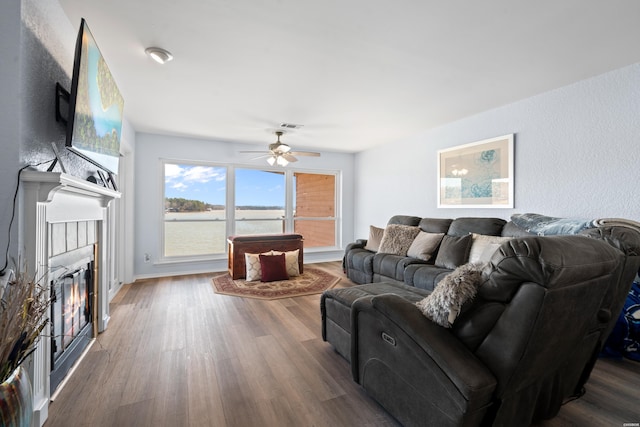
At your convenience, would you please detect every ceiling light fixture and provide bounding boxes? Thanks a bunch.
[145,47,173,64]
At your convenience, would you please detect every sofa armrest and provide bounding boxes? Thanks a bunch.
[346,239,368,251]
[352,294,496,406]
[343,240,369,270]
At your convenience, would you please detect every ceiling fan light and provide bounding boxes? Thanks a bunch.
[145,47,173,64]
[276,156,289,166]
[267,156,276,166]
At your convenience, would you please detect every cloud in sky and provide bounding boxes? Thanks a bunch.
[165,164,285,206]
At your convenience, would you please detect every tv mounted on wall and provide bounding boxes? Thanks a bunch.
[65,18,124,174]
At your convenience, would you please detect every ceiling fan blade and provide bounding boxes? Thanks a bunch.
[283,153,299,162]
[250,154,272,160]
[239,150,270,154]
[289,151,321,157]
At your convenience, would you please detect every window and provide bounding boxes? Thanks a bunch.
[164,163,227,257]
[294,172,336,248]
[235,169,285,235]
[163,162,339,259]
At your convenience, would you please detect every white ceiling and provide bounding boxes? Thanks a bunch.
[58,0,640,153]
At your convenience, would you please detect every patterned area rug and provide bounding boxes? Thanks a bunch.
[211,266,340,300]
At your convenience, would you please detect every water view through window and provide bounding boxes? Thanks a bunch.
[164,163,338,258]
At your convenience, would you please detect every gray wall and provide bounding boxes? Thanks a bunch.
[0,0,21,273]
[0,0,136,281]
[133,132,355,279]
[354,63,640,237]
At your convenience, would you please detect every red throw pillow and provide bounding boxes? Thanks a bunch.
[259,253,289,282]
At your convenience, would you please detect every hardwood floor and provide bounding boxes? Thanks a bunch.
[45,262,640,426]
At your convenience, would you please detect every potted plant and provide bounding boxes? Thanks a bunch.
[0,265,50,427]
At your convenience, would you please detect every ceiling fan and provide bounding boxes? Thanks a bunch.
[241,131,321,166]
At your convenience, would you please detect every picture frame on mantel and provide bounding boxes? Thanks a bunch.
[437,134,514,208]
[96,170,109,189]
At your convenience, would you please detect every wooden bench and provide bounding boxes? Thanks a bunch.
[227,234,304,279]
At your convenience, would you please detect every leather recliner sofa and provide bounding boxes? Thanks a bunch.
[344,215,532,290]
[326,217,640,426]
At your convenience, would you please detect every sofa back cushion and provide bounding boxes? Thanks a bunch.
[418,218,453,233]
[448,217,506,237]
[387,215,422,227]
[501,221,535,237]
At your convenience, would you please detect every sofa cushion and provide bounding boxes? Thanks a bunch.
[418,218,453,233]
[502,221,535,237]
[387,215,422,226]
[416,262,484,327]
[378,224,421,256]
[448,217,507,237]
[468,234,513,264]
[373,253,427,281]
[434,234,473,269]
[364,225,384,252]
[407,231,445,261]
[404,263,453,291]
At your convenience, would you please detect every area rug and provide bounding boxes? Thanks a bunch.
[211,267,340,300]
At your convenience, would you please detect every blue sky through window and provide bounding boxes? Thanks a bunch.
[164,164,285,206]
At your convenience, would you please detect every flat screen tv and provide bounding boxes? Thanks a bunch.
[65,18,124,174]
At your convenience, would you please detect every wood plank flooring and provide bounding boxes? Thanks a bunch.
[44,262,640,426]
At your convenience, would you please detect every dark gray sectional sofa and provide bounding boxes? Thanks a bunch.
[328,215,640,426]
[344,215,533,290]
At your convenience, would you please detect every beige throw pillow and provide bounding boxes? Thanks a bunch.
[245,252,262,281]
[268,249,300,277]
[364,225,385,252]
[468,234,512,264]
[378,224,421,256]
[407,232,445,261]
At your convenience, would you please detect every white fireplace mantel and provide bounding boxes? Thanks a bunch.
[20,171,120,427]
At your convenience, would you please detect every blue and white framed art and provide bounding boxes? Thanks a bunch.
[437,134,514,208]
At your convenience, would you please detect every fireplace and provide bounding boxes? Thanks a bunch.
[21,171,120,426]
[49,244,95,393]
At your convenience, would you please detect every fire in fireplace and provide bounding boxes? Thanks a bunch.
[49,245,95,393]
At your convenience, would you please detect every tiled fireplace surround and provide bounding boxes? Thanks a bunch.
[21,171,120,426]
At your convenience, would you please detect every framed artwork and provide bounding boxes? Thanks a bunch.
[437,134,514,208]
[96,170,109,188]
[107,172,118,191]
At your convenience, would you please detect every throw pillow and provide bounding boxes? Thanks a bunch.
[259,253,289,282]
[378,224,421,256]
[268,249,300,277]
[364,225,385,252]
[434,234,473,269]
[468,234,512,264]
[416,262,484,328]
[245,252,262,281]
[407,232,445,261]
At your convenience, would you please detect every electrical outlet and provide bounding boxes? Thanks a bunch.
[144,253,151,263]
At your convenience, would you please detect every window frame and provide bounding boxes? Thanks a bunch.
[160,160,340,263]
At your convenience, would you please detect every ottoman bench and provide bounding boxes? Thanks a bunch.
[321,282,430,362]
[227,233,303,279]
